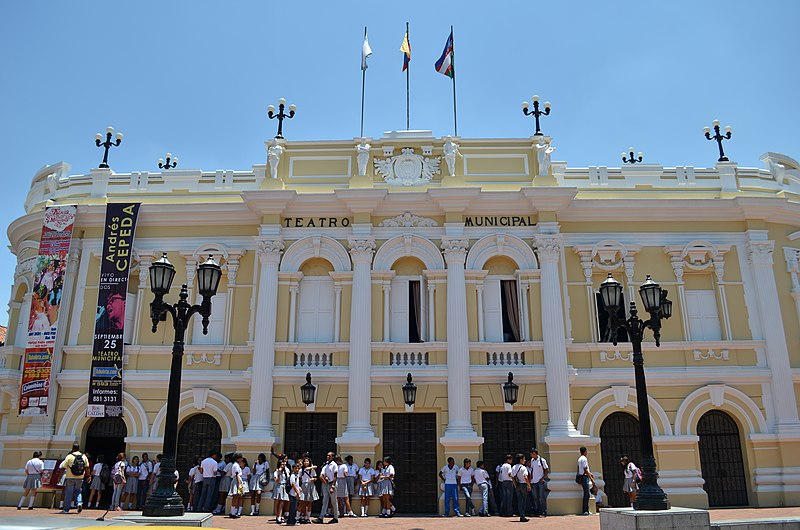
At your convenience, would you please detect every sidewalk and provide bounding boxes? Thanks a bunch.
[0,506,797,529]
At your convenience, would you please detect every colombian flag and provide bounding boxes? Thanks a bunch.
[435,30,454,78]
[400,31,411,71]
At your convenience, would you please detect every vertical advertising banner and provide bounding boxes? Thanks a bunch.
[19,205,77,416]
[87,203,140,418]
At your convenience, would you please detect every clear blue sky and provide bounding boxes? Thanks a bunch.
[1,1,798,326]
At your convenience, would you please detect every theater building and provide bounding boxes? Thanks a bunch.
[0,130,799,513]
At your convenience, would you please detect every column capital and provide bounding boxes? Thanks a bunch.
[747,240,775,266]
[257,237,284,265]
[137,253,154,289]
[348,237,376,264]
[67,243,82,270]
[534,234,562,264]
[441,237,469,266]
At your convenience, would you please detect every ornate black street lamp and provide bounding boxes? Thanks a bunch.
[622,147,643,164]
[142,253,222,517]
[402,373,417,407]
[599,273,672,511]
[158,153,178,169]
[502,372,519,405]
[267,98,297,139]
[301,372,316,406]
[704,119,733,162]
[521,95,551,136]
[95,126,123,169]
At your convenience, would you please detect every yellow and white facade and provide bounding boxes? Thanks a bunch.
[1,131,800,514]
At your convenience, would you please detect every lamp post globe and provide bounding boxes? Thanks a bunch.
[503,372,519,405]
[197,255,222,298]
[149,253,176,295]
[599,273,623,312]
[402,373,417,407]
[301,372,316,406]
[639,275,662,312]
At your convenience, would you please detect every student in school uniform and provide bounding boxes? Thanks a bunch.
[214,453,233,515]
[286,462,301,526]
[186,458,200,511]
[511,454,530,523]
[121,456,140,510]
[377,457,394,518]
[591,482,607,510]
[137,453,153,510]
[227,453,246,519]
[577,447,594,516]
[497,454,514,517]
[298,456,318,524]
[345,455,359,515]
[314,452,339,524]
[458,458,475,516]
[620,456,638,506]
[18,451,44,510]
[439,457,461,517]
[357,458,376,517]
[474,460,492,517]
[249,453,269,516]
[273,456,291,524]
[528,448,549,517]
[335,455,355,517]
[86,454,107,509]
[111,453,127,511]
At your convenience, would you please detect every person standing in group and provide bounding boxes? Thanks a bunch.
[214,453,233,515]
[473,460,491,517]
[357,458,375,517]
[149,454,160,494]
[86,454,108,509]
[528,449,549,517]
[273,455,291,524]
[60,443,89,514]
[227,453,246,519]
[110,452,127,511]
[511,453,530,523]
[137,453,152,510]
[439,456,461,517]
[198,450,218,513]
[249,453,269,516]
[315,451,339,524]
[577,446,594,516]
[298,456,318,524]
[336,455,355,517]
[286,462,301,526]
[377,457,394,519]
[18,451,44,510]
[497,454,514,517]
[620,456,638,506]
[120,455,140,510]
[345,455,359,516]
[186,457,201,511]
[458,458,475,516]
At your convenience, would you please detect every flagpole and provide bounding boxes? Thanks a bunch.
[451,25,458,136]
[406,21,410,130]
[361,26,367,138]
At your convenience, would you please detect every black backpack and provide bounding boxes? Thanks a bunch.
[69,452,86,476]
[99,463,111,485]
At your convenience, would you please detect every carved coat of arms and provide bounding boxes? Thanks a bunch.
[374,148,441,186]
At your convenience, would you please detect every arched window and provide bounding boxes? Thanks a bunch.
[297,259,335,343]
[176,413,222,504]
[599,412,641,507]
[390,257,427,343]
[483,257,522,342]
[698,410,748,506]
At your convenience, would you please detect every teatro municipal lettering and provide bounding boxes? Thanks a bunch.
[465,216,536,227]
[282,217,351,228]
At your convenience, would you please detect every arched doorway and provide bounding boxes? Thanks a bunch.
[176,413,222,505]
[600,412,642,507]
[698,410,748,507]
[84,417,127,508]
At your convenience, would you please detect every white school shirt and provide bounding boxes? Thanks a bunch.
[140,460,153,479]
[624,462,637,479]
[337,463,348,480]
[322,461,338,482]
[457,466,474,485]
[275,467,290,485]
[192,466,204,484]
[474,468,490,485]
[346,463,358,477]
[358,467,376,483]
[216,461,225,477]
[92,463,103,477]
[230,462,242,480]
[530,457,548,483]
[188,466,197,481]
[382,464,395,481]
[577,455,590,476]
[289,473,299,497]
[200,457,217,478]
[511,463,529,483]
[254,462,269,476]
[498,462,513,482]
[595,489,605,505]
[151,461,160,479]
[440,464,459,484]
[25,458,44,474]
[224,462,234,478]
[126,464,140,478]
[300,467,316,485]
[241,466,251,481]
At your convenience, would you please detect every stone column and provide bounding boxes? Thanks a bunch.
[132,253,154,345]
[239,238,283,445]
[337,238,379,453]
[440,237,482,445]
[746,232,800,434]
[534,234,577,436]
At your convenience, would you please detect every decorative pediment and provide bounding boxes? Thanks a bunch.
[377,211,438,227]
[373,148,441,186]
[664,240,730,272]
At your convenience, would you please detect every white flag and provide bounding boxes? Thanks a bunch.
[361,31,373,71]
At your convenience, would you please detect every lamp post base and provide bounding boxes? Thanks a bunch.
[633,484,671,511]
[142,463,185,517]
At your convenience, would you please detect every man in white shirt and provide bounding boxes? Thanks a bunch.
[457,458,475,516]
[314,452,339,524]
[198,450,219,513]
[528,449,549,517]
[473,460,491,516]
[439,457,461,517]
[137,453,153,509]
[498,454,514,517]
[511,453,530,523]
[577,446,594,516]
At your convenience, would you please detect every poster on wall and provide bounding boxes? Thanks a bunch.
[19,205,77,416]
[87,203,140,418]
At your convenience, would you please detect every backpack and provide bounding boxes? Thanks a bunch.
[69,452,86,476]
[635,466,643,484]
[99,463,111,485]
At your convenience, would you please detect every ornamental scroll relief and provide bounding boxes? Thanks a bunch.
[374,148,441,186]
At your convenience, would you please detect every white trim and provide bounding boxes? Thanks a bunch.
[280,235,351,272]
[151,389,243,439]
[576,386,673,436]
[466,233,538,270]
[373,234,445,271]
[674,384,768,435]
[57,391,149,438]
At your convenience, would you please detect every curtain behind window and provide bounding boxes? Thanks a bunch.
[501,280,521,342]
[409,280,422,343]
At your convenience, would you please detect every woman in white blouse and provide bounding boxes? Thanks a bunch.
[18,451,44,510]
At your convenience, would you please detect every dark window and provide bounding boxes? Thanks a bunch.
[284,412,338,512]
[481,411,536,475]
[382,413,438,513]
[409,280,422,343]
[599,412,642,508]
[84,417,127,508]
[176,413,222,505]
[500,280,521,342]
[698,410,748,507]
[596,292,629,343]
